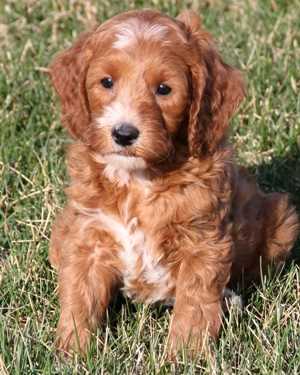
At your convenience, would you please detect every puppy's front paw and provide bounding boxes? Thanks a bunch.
[56,320,91,355]
[167,319,212,360]
[222,287,243,312]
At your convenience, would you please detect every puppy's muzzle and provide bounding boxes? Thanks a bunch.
[112,123,140,147]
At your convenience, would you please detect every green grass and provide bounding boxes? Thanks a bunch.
[1,0,300,373]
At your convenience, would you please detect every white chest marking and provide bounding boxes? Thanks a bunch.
[75,204,173,303]
[92,153,148,187]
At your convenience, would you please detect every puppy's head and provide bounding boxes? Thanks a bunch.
[50,10,245,172]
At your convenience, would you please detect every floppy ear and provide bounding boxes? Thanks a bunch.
[177,11,245,157]
[49,32,93,140]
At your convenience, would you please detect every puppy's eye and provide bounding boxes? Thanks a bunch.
[100,77,114,89]
[156,84,172,96]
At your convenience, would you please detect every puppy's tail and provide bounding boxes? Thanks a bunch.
[263,193,299,265]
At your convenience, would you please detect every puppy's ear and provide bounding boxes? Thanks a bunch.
[49,32,93,140]
[177,10,245,157]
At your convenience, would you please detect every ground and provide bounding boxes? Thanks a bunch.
[0,0,299,373]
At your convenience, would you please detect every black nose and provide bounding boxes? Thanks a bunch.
[112,123,139,146]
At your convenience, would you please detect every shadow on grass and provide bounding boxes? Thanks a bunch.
[248,151,300,262]
[233,148,300,309]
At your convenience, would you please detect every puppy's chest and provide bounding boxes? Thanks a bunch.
[94,204,175,304]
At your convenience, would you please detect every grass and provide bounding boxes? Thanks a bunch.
[0,0,299,373]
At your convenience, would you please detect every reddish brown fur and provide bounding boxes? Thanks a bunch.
[49,10,299,357]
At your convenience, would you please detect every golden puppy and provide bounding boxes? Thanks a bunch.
[49,9,299,356]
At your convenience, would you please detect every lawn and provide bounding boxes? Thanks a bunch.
[0,0,299,373]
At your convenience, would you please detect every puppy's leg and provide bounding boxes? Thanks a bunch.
[262,193,299,266]
[49,206,78,270]
[168,247,231,358]
[56,228,120,353]
[231,169,299,284]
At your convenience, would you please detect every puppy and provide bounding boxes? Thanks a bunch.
[49,9,299,356]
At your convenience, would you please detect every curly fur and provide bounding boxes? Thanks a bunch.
[48,9,299,357]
